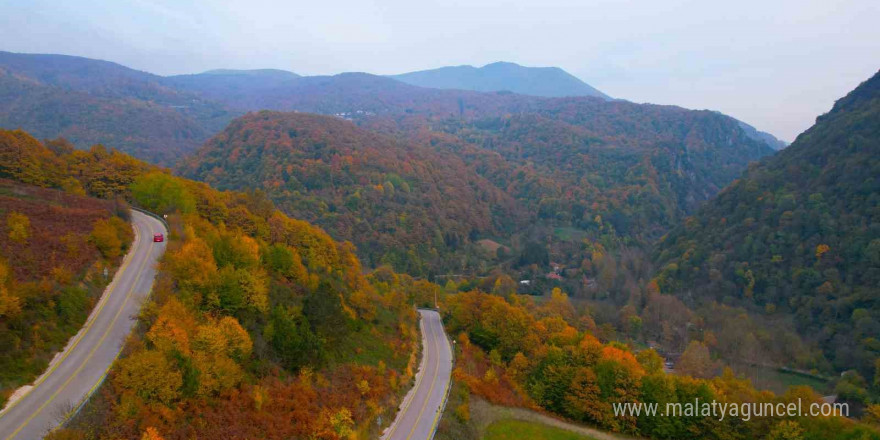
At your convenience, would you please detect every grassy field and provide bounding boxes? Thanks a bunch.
[729,363,831,395]
[485,419,599,440]
[747,366,831,395]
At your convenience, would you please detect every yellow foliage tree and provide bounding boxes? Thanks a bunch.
[146,315,191,354]
[141,427,165,440]
[0,260,21,318]
[193,353,244,397]
[329,408,354,438]
[193,324,227,355]
[816,243,831,259]
[218,316,253,360]
[227,267,269,313]
[113,350,182,405]
[237,234,261,267]
[166,236,218,293]
[863,404,880,427]
[542,288,575,322]
[90,218,123,259]
[6,212,31,244]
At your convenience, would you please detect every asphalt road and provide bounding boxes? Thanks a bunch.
[384,309,453,440]
[0,210,166,440]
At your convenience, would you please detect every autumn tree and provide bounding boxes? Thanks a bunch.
[130,172,196,214]
[677,341,717,379]
[564,367,607,425]
[0,259,20,318]
[90,217,130,259]
[141,427,166,440]
[113,350,183,405]
[165,235,218,296]
[766,420,805,440]
[637,349,665,375]
[6,212,31,243]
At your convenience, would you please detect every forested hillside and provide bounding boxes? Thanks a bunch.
[0,130,135,407]
[0,129,423,440]
[164,69,301,106]
[179,111,523,275]
[655,71,880,390]
[432,289,880,440]
[437,98,775,242]
[182,91,776,279]
[0,51,786,171]
[0,52,236,164]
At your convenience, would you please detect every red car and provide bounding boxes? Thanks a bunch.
[153,233,164,243]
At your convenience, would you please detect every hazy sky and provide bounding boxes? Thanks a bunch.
[2,0,878,141]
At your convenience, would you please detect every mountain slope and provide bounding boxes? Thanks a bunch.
[0,52,236,164]
[391,61,610,99]
[0,128,421,439]
[438,99,777,241]
[179,111,522,276]
[180,89,777,279]
[164,68,301,107]
[0,52,788,167]
[737,119,789,150]
[168,70,544,119]
[654,70,880,378]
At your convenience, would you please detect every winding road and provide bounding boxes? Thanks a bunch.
[384,309,454,440]
[0,210,166,440]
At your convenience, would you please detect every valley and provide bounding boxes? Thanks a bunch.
[0,43,877,440]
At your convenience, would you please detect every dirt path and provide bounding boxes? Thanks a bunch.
[469,398,641,440]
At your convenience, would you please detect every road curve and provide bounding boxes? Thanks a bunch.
[0,210,166,440]
[384,309,454,440]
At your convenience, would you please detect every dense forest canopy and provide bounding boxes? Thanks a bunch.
[0,129,429,439]
[654,71,880,384]
[433,288,880,440]
[181,93,776,280]
[2,50,877,440]
[179,111,523,276]
[0,131,135,404]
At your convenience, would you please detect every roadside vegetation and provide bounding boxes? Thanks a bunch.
[0,166,132,408]
[1,129,424,440]
[434,289,880,440]
[485,419,599,440]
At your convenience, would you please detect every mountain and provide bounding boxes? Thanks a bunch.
[1,52,788,168]
[164,68,301,107]
[737,120,789,150]
[179,111,522,275]
[200,68,299,77]
[0,51,165,99]
[436,99,778,242]
[654,70,880,379]
[391,61,610,99]
[167,70,542,119]
[180,87,777,277]
[0,127,421,439]
[0,51,236,164]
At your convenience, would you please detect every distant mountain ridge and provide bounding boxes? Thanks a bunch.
[737,120,789,150]
[0,51,788,164]
[199,68,299,77]
[0,51,234,164]
[391,61,610,99]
